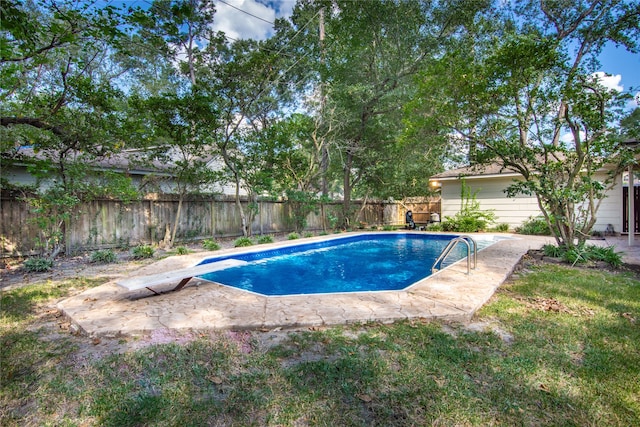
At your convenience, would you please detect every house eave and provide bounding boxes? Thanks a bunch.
[429,172,523,182]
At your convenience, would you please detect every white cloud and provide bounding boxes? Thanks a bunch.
[213,1,295,41]
[592,71,624,92]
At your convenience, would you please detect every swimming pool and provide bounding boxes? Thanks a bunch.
[197,233,494,296]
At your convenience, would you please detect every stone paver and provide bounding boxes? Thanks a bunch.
[57,233,564,336]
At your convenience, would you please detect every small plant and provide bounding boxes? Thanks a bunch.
[563,246,590,266]
[234,237,254,247]
[257,235,274,244]
[287,232,300,240]
[175,246,190,255]
[382,225,396,231]
[90,249,117,264]
[587,245,623,268]
[542,244,565,258]
[440,179,496,232]
[202,238,221,251]
[516,216,552,236]
[131,245,154,259]
[23,257,54,272]
[426,223,444,232]
[494,223,509,232]
[303,232,314,238]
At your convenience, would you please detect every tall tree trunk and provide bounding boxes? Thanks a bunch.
[342,151,353,228]
[169,193,184,248]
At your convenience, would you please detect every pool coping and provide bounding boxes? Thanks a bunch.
[57,232,553,337]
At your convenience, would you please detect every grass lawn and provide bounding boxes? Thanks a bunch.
[1,263,639,426]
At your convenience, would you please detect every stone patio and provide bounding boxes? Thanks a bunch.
[57,233,583,337]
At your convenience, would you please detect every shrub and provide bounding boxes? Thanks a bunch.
[90,249,117,264]
[131,245,154,259]
[426,223,444,232]
[234,237,254,247]
[440,179,496,232]
[542,244,564,258]
[287,232,300,240]
[494,223,509,232]
[303,232,314,238]
[202,238,221,251]
[257,235,274,244]
[545,243,623,268]
[516,216,552,236]
[175,246,190,255]
[382,225,396,231]
[23,257,53,272]
[587,245,623,268]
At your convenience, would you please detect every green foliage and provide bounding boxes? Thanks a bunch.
[174,246,190,255]
[426,222,444,232]
[90,249,117,264]
[257,235,274,244]
[202,238,221,251]
[234,237,254,247]
[131,245,154,259]
[542,244,564,258]
[441,180,496,232]
[287,232,300,240]
[542,244,623,268]
[285,190,319,232]
[22,257,54,272]
[303,232,314,238]
[24,189,80,259]
[494,223,509,232]
[516,216,552,236]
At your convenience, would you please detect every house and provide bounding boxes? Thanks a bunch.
[1,146,242,196]
[428,161,636,236]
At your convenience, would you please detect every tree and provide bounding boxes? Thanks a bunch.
[125,0,225,247]
[288,0,488,227]
[1,0,137,258]
[408,0,640,249]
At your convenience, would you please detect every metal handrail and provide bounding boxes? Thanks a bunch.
[431,235,477,274]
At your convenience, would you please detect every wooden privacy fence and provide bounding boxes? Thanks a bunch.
[1,194,440,257]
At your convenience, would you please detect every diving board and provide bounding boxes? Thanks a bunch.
[116,259,247,294]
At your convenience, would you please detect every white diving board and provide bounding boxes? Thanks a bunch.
[116,259,247,294]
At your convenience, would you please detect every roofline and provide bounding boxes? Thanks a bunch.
[429,172,522,181]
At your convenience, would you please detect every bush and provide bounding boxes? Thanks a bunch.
[131,245,154,259]
[516,216,552,236]
[175,246,190,255]
[494,223,509,232]
[23,257,53,272]
[426,223,444,232]
[287,232,300,240]
[542,243,623,268]
[441,211,495,232]
[588,245,623,268]
[202,238,221,251]
[440,179,496,232]
[303,232,315,238]
[234,237,254,247]
[90,249,117,264]
[257,235,274,244]
[542,244,564,258]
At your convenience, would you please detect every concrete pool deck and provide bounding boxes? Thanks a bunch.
[58,233,559,337]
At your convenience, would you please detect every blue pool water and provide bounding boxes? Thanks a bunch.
[197,233,485,296]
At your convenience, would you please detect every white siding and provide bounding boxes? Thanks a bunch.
[592,173,623,234]
[440,173,623,232]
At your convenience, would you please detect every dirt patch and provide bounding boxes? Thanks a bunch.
[0,235,302,360]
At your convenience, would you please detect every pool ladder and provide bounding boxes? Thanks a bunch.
[432,235,477,275]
